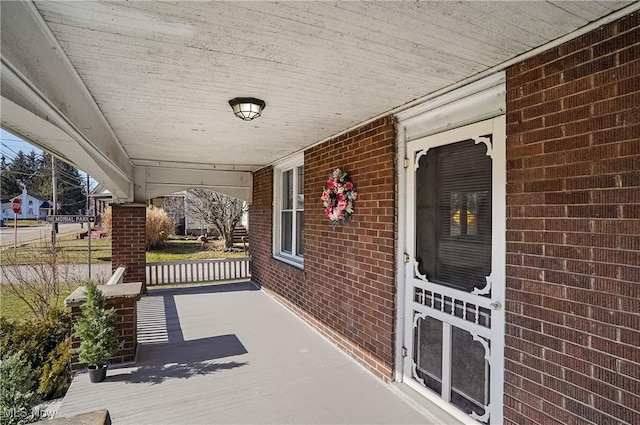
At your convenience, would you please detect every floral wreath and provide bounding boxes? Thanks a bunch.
[321,168,357,227]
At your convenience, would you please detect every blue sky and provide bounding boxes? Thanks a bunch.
[0,128,42,160]
[1,128,95,187]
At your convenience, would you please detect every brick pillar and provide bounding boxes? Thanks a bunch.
[111,204,146,292]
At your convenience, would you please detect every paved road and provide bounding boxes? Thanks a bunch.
[1,223,109,283]
[0,223,83,247]
[1,261,113,284]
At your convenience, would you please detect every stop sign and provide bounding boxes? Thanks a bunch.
[11,198,21,214]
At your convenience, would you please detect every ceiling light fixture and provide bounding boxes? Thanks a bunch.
[228,97,266,121]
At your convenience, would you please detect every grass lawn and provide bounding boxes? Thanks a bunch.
[1,237,247,321]
[2,236,247,265]
[0,282,80,321]
[0,233,111,264]
[146,239,248,262]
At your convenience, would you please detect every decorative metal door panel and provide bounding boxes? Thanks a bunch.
[404,118,505,424]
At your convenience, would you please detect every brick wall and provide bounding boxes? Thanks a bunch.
[111,204,146,292]
[505,13,639,425]
[250,116,397,379]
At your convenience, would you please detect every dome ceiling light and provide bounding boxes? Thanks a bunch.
[228,97,266,121]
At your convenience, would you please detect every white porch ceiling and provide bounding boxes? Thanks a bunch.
[1,1,637,201]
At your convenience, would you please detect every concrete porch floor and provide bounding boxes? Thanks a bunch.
[58,281,458,424]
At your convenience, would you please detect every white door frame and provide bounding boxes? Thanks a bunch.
[394,73,506,424]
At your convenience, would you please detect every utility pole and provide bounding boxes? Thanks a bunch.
[87,173,92,279]
[51,156,57,251]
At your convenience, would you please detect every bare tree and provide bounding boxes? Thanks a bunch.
[1,240,85,318]
[162,194,185,228]
[185,189,246,249]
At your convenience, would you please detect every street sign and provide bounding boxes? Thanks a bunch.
[46,215,95,223]
[11,198,21,214]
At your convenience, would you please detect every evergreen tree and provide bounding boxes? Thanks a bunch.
[56,159,86,214]
[0,154,20,202]
[1,150,87,212]
[25,151,42,195]
[3,151,32,201]
[39,153,86,214]
[27,151,47,198]
[36,154,53,201]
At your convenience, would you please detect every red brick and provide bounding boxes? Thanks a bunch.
[564,53,618,83]
[251,116,396,378]
[566,204,618,218]
[111,204,147,290]
[565,175,618,190]
[544,191,589,205]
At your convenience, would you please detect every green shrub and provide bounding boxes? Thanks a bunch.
[38,338,71,399]
[74,280,119,366]
[0,351,42,425]
[0,309,72,401]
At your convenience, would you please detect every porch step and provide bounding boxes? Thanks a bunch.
[232,224,248,244]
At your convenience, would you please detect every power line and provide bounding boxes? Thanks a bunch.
[1,143,25,158]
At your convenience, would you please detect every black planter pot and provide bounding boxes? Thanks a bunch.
[88,364,108,383]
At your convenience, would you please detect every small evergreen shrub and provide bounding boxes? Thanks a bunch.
[0,351,43,425]
[38,338,71,399]
[0,309,72,401]
[73,280,119,367]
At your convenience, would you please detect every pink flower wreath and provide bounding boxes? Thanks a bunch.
[321,168,357,227]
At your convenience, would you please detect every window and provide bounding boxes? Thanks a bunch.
[273,156,304,267]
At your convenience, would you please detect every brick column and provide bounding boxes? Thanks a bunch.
[111,204,146,292]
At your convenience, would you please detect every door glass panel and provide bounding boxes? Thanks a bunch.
[415,139,492,293]
[451,327,488,420]
[414,315,442,396]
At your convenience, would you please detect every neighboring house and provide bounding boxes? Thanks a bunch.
[89,184,113,225]
[150,192,189,235]
[1,188,52,220]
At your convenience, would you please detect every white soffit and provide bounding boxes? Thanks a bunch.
[26,0,635,168]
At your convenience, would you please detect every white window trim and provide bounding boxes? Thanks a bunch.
[272,154,304,268]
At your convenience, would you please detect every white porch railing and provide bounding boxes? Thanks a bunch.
[146,257,251,286]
